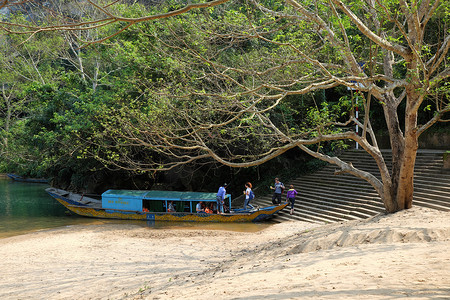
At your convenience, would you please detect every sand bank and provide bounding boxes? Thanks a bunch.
[0,207,448,299]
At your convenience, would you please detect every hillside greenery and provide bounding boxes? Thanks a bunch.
[0,1,448,206]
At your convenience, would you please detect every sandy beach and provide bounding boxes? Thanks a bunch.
[0,206,449,299]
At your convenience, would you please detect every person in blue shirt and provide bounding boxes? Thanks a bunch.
[196,201,205,213]
[216,183,227,214]
[270,177,285,205]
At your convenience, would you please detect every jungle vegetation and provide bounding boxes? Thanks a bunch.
[0,0,449,212]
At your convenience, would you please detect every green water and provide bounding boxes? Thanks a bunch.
[0,177,270,238]
[0,177,99,238]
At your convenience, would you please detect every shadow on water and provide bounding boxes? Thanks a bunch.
[0,177,272,238]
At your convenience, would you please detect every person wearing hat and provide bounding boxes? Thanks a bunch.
[216,183,227,214]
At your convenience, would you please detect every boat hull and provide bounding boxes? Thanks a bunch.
[7,173,48,184]
[47,189,287,223]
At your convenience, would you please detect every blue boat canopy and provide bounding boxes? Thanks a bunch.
[101,190,231,212]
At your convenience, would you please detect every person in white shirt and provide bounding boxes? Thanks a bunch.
[243,182,253,210]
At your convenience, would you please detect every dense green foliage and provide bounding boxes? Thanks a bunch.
[0,3,328,191]
[0,0,448,197]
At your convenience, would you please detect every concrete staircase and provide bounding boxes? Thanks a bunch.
[253,150,450,224]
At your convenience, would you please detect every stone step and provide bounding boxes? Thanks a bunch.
[256,196,383,213]
[414,185,450,195]
[411,198,450,211]
[414,190,450,203]
[294,176,378,189]
[412,175,450,185]
[291,179,376,193]
[336,157,443,164]
[254,149,449,223]
[337,154,443,161]
[296,200,377,219]
[413,195,450,209]
[293,203,362,221]
[294,189,381,207]
[273,206,347,223]
[319,160,446,171]
[340,149,445,156]
[255,194,383,221]
[302,171,450,186]
[300,179,450,199]
[256,197,374,220]
[271,211,324,223]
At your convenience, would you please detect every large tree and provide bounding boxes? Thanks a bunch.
[1,0,449,212]
[0,21,66,171]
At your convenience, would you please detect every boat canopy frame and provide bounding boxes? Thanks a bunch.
[101,190,232,213]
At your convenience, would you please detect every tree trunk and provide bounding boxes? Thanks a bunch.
[381,92,403,212]
[381,181,398,213]
[396,91,420,209]
[397,138,417,209]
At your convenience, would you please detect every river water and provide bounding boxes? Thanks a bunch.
[0,177,270,238]
[0,177,97,238]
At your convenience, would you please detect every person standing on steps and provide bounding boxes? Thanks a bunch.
[286,184,298,215]
[270,177,285,205]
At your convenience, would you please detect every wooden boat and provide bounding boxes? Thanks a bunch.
[45,188,287,222]
[7,173,49,184]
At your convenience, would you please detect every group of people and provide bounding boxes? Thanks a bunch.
[270,177,297,215]
[197,182,255,214]
[162,178,298,215]
[215,178,299,215]
[215,182,256,212]
[195,201,226,214]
